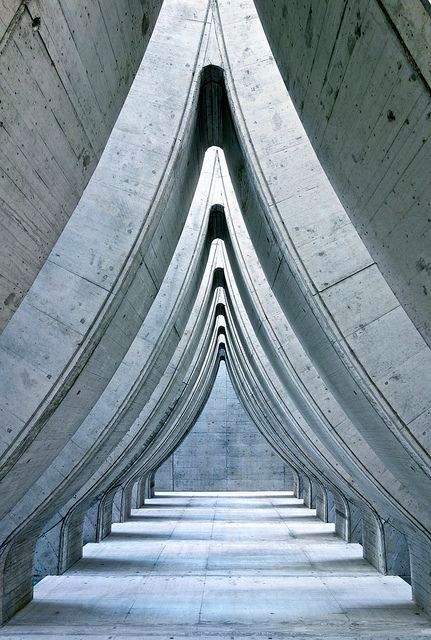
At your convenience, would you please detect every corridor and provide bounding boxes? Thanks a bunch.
[1,493,429,639]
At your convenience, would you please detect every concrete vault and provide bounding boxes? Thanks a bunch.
[0,0,430,634]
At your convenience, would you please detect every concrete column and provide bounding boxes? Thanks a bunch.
[348,501,363,544]
[294,473,304,500]
[34,519,63,581]
[96,491,116,541]
[292,469,300,498]
[302,476,313,508]
[309,480,318,509]
[58,508,85,574]
[136,476,147,508]
[333,491,350,541]
[83,501,100,545]
[410,536,431,613]
[360,506,385,573]
[111,488,124,524]
[283,466,294,491]
[326,490,336,523]
[0,534,37,624]
[131,480,139,510]
[314,482,328,523]
[383,521,411,583]
[120,484,134,523]
[57,500,102,576]
[145,472,156,500]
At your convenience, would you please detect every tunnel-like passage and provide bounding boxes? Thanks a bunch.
[0,0,430,632]
[1,493,427,639]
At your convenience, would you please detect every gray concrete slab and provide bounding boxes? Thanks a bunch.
[1,493,429,639]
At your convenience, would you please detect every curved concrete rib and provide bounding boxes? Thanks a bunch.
[50,257,227,572]
[0,0,212,512]
[221,273,391,572]
[216,151,429,537]
[253,0,431,349]
[214,0,431,511]
[0,145,225,620]
[0,0,163,331]
[0,0,431,623]
[29,141,428,616]
[55,294,227,576]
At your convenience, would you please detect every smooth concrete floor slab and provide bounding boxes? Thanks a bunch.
[1,492,430,639]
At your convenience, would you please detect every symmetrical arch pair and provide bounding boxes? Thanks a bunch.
[0,0,430,622]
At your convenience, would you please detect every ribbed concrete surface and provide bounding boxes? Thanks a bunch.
[0,493,429,639]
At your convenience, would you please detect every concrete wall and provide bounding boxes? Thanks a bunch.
[1,0,431,622]
[254,0,431,350]
[156,361,292,491]
[0,0,162,332]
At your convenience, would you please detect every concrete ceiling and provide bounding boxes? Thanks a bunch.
[0,0,162,331]
[254,0,431,348]
[0,0,430,625]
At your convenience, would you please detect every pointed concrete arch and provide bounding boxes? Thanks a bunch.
[0,0,431,621]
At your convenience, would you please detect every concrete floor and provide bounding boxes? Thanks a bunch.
[1,492,430,639]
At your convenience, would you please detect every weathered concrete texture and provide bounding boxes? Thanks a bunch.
[0,0,431,626]
[215,0,431,506]
[156,361,292,491]
[0,0,162,331]
[0,494,429,640]
[33,520,62,583]
[253,0,431,349]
